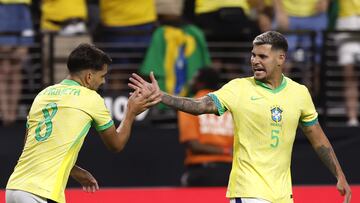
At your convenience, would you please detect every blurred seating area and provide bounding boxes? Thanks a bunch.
[0,0,359,127]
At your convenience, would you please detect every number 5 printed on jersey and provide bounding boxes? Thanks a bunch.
[271,129,279,148]
[35,103,58,142]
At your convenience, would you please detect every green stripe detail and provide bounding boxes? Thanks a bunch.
[60,79,81,86]
[208,94,226,115]
[255,75,287,94]
[301,117,318,127]
[70,122,92,148]
[95,120,114,132]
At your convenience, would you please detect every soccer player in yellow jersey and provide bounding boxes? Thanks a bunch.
[6,43,161,203]
[129,31,352,203]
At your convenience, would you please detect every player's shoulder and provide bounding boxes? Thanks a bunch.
[284,76,306,89]
[35,83,60,99]
[36,81,104,101]
[284,76,308,92]
[225,77,254,87]
[75,87,104,103]
[37,83,57,94]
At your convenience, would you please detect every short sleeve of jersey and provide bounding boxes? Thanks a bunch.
[89,93,114,132]
[178,111,200,143]
[299,86,318,126]
[208,79,239,116]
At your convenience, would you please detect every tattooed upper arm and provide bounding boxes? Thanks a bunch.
[198,96,218,114]
[161,93,218,115]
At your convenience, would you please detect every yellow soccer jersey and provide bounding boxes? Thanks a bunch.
[6,79,114,203]
[208,76,317,203]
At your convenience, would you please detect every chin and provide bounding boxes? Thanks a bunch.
[254,74,265,81]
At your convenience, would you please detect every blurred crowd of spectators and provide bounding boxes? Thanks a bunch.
[0,0,359,126]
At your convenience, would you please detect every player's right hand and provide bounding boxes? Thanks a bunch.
[337,176,351,203]
[128,71,163,100]
[127,87,161,116]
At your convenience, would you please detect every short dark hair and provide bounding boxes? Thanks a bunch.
[253,31,288,52]
[67,43,112,73]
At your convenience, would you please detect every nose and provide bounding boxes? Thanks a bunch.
[251,56,259,64]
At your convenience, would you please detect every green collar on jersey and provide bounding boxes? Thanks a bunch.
[255,75,287,94]
[60,79,81,86]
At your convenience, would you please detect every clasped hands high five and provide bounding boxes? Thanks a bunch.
[128,72,163,112]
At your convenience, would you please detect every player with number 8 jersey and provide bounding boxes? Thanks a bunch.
[6,79,113,203]
[6,43,162,203]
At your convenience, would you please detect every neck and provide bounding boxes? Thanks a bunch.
[260,74,283,90]
[67,74,86,87]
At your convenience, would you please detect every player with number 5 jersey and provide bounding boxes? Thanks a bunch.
[208,75,317,202]
[128,31,352,203]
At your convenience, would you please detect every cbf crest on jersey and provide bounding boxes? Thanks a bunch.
[271,106,283,123]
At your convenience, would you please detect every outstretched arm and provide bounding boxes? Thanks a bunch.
[301,123,351,203]
[99,88,161,152]
[128,72,218,115]
[162,93,218,115]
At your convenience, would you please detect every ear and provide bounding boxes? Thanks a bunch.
[83,71,93,87]
[277,51,286,66]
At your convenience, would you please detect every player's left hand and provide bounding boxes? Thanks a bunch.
[337,176,351,203]
[71,167,99,193]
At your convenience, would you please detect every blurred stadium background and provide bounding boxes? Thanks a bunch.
[1,0,360,202]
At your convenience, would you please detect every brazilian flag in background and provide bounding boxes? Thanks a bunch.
[140,24,211,97]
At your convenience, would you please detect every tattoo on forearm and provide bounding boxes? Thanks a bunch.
[162,94,217,115]
[316,145,338,177]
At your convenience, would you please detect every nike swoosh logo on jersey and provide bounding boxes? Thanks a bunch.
[250,96,263,100]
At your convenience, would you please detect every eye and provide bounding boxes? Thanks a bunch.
[259,55,267,59]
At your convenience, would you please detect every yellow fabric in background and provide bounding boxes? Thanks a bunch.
[163,26,195,95]
[100,0,156,27]
[41,0,87,31]
[339,0,360,17]
[195,0,250,15]
[0,0,30,3]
